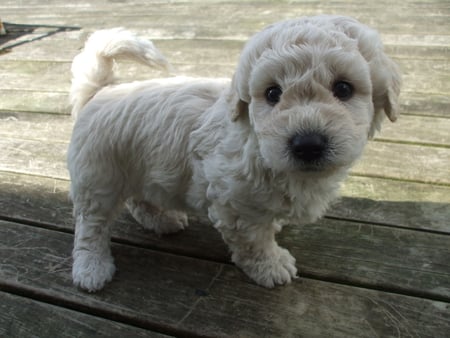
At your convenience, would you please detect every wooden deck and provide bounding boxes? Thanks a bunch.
[1,0,449,337]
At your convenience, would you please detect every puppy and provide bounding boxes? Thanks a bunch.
[68,15,401,292]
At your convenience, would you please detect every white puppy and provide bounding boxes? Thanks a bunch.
[68,16,401,292]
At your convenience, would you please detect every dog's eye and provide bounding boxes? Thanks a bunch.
[265,86,282,105]
[333,81,354,101]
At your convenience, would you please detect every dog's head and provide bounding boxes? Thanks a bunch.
[228,15,401,173]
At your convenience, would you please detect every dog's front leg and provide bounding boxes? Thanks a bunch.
[216,220,298,288]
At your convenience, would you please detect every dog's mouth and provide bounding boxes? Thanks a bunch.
[296,162,329,172]
[292,159,340,175]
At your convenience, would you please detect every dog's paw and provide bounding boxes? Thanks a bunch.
[235,246,298,288]
[72,251,116,292]
[138,208,188,235]
[155,210,188,235]
[127,199,188,235]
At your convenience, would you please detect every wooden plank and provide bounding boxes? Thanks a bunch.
[337,176,450,232]
[2,0,448,8]
[0,170,448,233]
[2,30,448,63]
[375,115,450,147]
[1,13,448,116]
[2,110,450,148]
[384,44,450,61]
[1,112,449,227]
[1,56,448,96]
[0,137,68,179]
[1,131,448,185]
[1,221,449,337]
[0,114,450,230]
[400,93,450,118]
[0,173,73,227]
[0,1,448,336]
[0,27,84,60]
[354,142,450,185]
[0,89,69,114]
[1,34,448,116]
[2,88,447,119]
[281,218,450,301]
[0,172,449,300]
[0,112,72,142]
[0,291,167,337]
[382,33,450,47]
[2,1,449,37]
[0,60,71,92]
[400,59,450,95]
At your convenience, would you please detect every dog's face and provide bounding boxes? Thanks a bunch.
[229,16,401,174]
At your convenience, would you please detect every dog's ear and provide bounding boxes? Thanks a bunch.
[228,75,249,121]
[368,52,402,138]
[334,16,401,137]
[229,93,249,121]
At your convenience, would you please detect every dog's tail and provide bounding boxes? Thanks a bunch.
[70,28,170,117]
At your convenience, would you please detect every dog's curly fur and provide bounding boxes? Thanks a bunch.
[68,16,401,292]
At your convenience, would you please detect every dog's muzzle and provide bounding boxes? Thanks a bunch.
[288,132,329,170]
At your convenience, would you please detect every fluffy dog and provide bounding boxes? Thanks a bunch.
[68,15,401,292]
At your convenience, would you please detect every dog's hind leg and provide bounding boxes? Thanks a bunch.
[71,194,120,292]
[126,198,188,235]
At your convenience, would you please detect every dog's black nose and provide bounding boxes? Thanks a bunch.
[289,132,328,162]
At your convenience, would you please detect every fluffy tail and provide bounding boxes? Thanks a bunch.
[70,28,170,117]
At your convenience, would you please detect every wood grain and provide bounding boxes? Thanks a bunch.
[2,110,448,148]
[1,0,449,336]
[1,114,449,185]
[1,221,449,337]
[0,172,449,301]
[0,291,167,337]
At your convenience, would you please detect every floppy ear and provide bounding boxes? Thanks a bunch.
[333,16,401,137]
[368,53,402,138]
[229,94,249,121]
[227,75,249,121]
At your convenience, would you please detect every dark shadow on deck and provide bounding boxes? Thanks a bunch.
[0,23,80,54]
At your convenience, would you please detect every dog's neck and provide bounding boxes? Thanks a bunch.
[197,111,347,226]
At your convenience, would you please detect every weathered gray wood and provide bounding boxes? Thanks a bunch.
[1,4,448,117]
[1,164,449,234]
[375,115,450,146]
[2,13,447,115]
[337,176,450,232]
[0,173,73,227]
[2,88,447,118]
[1,172,449,301]
[1,112,450,184]
[2,110,449,148]
[400,93,450,118]
[2,30,448,63]
[353,142,450,185]
[0,112,72,142]
[0,89,69,114]
[1,220,449,337]
[0,291,167,337]
[2,0,449,38]
[0,137,68,179]
[2,132,449,185]
[1,166,449,233]
[1,0,449,335]
[400,59,450,95]
[2,56,448,96]
[282,218,450,301]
